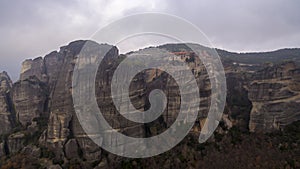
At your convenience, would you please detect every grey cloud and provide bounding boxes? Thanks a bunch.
[162,0,300,51]
[0,0,299,80]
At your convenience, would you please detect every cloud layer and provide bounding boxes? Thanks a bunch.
[0,0,299,80]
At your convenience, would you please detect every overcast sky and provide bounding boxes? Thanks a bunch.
[1,0,300,80]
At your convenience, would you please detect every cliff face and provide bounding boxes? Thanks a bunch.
[20,57,47,82]
[17,41,106,163]
[248,61,300,132]
[225,72,252,131]
[0,41,299,168]
[12,77,48,128]
[0,71,14,135]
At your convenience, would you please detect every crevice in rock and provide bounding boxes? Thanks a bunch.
[3,139,9,156]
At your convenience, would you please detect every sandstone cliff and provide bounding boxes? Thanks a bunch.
[0,41,299,168]
[248,61,300,132]
[12,77,48,128]
[0,71,15,135]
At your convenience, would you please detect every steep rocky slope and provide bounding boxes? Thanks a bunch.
[12,77,48,128]
[248,61,300,132]
[0,41,299,168]
[0,71,14,135]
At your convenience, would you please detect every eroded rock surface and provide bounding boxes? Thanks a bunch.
[0,41,300,168]
[248,62,300,132]
[12,77,48,127]
[0,71,14,134]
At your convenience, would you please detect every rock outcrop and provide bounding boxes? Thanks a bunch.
[12,41,106,165]
[225,72,252,131]
[12,77,48,127]
[248,61,300,132]
[7,132,25,154]
[0,71,15,135]
[64,139,79,159]
[0,41,300,168]
[20,57,47,82]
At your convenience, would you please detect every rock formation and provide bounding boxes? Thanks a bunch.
[248,61,300,132]
[12,77,48,128]
[0,41,299,168]
[0,71,15,135]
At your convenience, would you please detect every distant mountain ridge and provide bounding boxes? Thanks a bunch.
[217,48,300,64]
